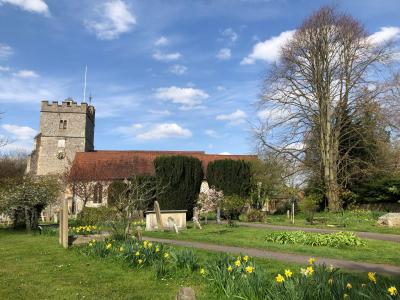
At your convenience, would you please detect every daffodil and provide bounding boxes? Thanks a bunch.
[227,265,233,272]
[164,252,169,259]
[284,269,292,278]
[275,274,285,283]
[138,259,143,264]
[368,272,376,284]
[306,266,314,276]
[155,247,160,253]
[388,286,397,296]
[235,260,241,267]
[328,278,333,285]
[245,266,254,273]
[119,247,124,252]
[148,242,152,248]
[343,293,349,299]
[243,255,249,262]
[200,268,206,275]
[135,251,140,256]
[308,257,315,265]
[346,283,352,289]
[106,243,112,250]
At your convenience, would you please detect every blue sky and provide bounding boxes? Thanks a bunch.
[0,0,399,155]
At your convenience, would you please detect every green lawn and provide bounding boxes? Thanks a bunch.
[144,224,400,266]
[260,211,400,235]
[0,229,209,300]
[0,229,303,300]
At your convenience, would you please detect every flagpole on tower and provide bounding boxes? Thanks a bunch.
[83,65,88,103]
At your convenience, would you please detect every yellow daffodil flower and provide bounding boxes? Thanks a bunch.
[346,283,352,289]
[388,286,397,296]
[235,260,241,267]
[119,247,124,252]
[343,293,349,299]
[106,243,112,250]
[275,274,285,283]
[227,265,233,272]
[306,266,314,276]
[245,266,254,273]
[200,268,206,275]
[284,269,293,278]
[308,257,315,265]
[164,252,169,259]
[135,251,140,256]
[243,255,249,262]
[155,247,160,253]
[138,259,143,264]
[368,272,376,284]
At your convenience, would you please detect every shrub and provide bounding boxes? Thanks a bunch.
[154,155,204,218]
[299,194,321,224]
[76,206,114,226]
[265,231,366,248]
[221,195,247,226]
[246,209,265,222]
[352,175,400,203]
[207,159,252,197]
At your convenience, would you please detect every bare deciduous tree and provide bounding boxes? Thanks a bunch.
[256,6,398,211]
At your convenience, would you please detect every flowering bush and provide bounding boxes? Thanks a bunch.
[265,230,366,248]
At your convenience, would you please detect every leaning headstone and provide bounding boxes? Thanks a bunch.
[287,210,290,220]
[377,213,400,227]
[216,207,221,225]
[176,287,196,300]
[192,207,202,229]
[154,201,164,230]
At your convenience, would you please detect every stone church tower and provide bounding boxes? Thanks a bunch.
[26,98,95,176]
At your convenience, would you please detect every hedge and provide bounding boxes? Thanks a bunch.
[154,155,204,218]
[207,159,252,197]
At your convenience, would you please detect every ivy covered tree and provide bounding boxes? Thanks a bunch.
[154,155,204,218]
[207,159,252,197]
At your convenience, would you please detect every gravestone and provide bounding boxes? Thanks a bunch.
[192,207,202,229]
[154,201,164,230]
[135,226,142,241]
[377,213,400,227]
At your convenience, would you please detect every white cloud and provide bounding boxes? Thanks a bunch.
[154,86,209,110]
[257,107,290,122]
[137,123,192,140]
[1,124,37,152]
[148,109,171,116]
[13,69,39,78]
[0,43,13,59]
[1,124,36,140]
[219,152,231,155]
[216,85,226,91]
[216,48,231,60]
[0,66,10,72]
[0,0,49,15]
[168,64,187,75]
[0,73,61,103]
[205,129,219,138]
[221,28,238,43]
[85,0,136,40]
[368,26,400,44]
[152,51,181,61]
[241,30,295,64]
[216,109,247,125]
[114,123,144,135]
[155,36,169,46]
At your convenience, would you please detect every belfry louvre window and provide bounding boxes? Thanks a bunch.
[59,120,67,129]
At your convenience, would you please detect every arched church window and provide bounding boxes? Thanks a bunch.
[93,183,103,204]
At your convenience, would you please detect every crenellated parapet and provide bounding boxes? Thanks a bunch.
[41,98,95,118]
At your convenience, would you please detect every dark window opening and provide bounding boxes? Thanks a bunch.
[93,183,103,204]
[59,120,67,129]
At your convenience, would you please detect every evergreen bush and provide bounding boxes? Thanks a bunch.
[154,155,204,218]
[207,159,252,197]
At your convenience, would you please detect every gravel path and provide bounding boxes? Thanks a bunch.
[144,236,400,276]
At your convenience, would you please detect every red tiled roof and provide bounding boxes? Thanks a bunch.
[69,150,257,181]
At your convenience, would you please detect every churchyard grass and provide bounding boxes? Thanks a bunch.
[259,210,400,235]
[144,224,400,266]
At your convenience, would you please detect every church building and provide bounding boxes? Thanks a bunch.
[26,99,256,218]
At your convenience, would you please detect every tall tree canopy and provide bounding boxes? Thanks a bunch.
[256,6,398,211]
